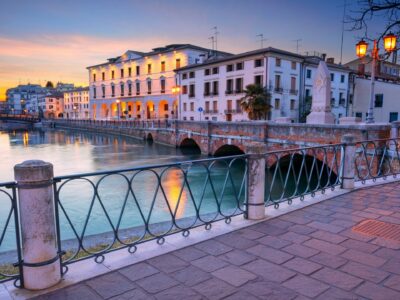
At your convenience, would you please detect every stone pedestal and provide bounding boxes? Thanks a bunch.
[341,135,356,189]
[14,160,61,290]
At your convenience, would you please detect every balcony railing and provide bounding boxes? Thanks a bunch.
[203,92,211,97]
[224,109,242,114]
[274,87,283,93]
[225,90,233,95]
[289,89,298,95]
[204,109,219,114]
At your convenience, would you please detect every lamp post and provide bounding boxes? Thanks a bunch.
[172,85,180,119]
[356,33,397,123]
[116,99,120,121]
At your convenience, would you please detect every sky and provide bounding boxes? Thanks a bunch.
[0,0,386,101]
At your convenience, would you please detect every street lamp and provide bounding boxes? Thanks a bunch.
[172,86,181,119]
[116,99,120,121]
[356,33,397,123]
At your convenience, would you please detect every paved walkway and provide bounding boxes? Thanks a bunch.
[36,182,400,300]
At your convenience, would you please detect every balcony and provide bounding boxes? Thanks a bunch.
[339,99,346,106]
[189,94,195,98]
[225,90,233,95]
[224,109,242,114]
[204,92,211,97]
[204,109,219,114]
[274,87,283,93]
[235,89,244,94]
[212,91,219,96]
[289,89,298,95]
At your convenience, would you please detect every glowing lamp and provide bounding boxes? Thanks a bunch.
[384,32,397,52]
[356,40,368,58]
[116,99,120,103]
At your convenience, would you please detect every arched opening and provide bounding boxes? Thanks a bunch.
[214,144,245,157]
[135,101,142,119]
[146,101,155,119]
[158,100,169,119]
[146,133,154,142]
[180,138,201,155]
[58,113,63,118]
[101,103,109,119]
[266,154,338,201]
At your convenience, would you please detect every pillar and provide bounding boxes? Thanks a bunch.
[246,145,267,219]
[341,134,356,189]
[390,121,400,151]
[14,160,61,290]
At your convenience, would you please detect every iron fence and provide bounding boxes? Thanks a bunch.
[53,155,247,269]
[355,138,400,183]
[0,182,23,287]
[264,143,344,207]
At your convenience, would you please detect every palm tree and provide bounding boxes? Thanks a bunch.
[240,84,272,120]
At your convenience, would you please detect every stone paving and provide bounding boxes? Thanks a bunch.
[35,182,400,299]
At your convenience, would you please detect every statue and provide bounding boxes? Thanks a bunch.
[306,61,335,124]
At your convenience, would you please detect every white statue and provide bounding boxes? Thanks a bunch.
[306,61,335,124]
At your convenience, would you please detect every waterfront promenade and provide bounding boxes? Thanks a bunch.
[34,181,400,300]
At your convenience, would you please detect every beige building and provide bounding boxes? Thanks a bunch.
[43,93,64,118]
[64,87,90,119]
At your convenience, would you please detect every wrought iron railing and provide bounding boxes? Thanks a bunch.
[264,144,343,207]
[0,182,23,287]
[355,138,400,183]
[53,155,247,268]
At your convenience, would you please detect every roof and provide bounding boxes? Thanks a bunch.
[303,56,351,72]
[46,92,64,98]
[64,87,89,93]
[345,57,400,68]
[87,44,232,69]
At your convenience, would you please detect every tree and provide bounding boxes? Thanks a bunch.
[347,0,400,41]
[240,84,272,120]
[45,81,54,89]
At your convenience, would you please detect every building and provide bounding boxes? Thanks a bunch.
[87,44,231,120]
[345,57,400,80]
[41,93,64,118]
[63,87,90,119]
[6,84,48,113]
[176,48,351,122]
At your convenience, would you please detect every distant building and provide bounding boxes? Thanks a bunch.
[42,92,64,118]
[63,87,90,119]
[87,44,231,120]
[345,57,400,80]
[6,84,48,113]
[176,48,351,122]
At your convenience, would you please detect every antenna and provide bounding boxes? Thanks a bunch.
[339,0,347,65]
[293,39,302,54]
[209,36,215,51]
[211,26,219,53]
[256,34,268,49]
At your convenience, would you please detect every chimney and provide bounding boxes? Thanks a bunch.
[327,57,334,64]
[199,54,205,64]
[322,53,327,61]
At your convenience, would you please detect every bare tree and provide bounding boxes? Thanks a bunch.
[347,0,400,41]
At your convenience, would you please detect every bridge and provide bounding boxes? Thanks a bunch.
[0,113,41,123]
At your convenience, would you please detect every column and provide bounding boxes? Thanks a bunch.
[341,134,356,189]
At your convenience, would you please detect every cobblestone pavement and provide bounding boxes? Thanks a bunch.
[36,182,400,299]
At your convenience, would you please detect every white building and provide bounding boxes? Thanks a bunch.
[6,84,48,113]
[63,87,90,119]
[87,44,230,120]
[176,48,351,123]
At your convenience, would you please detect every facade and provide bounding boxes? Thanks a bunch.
[63,87,90,119]
[41,93,64,118]
[6,84,48,113]
[176,48,351,123]
[87,44,231,120]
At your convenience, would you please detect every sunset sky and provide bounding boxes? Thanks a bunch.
[0,0,385,101]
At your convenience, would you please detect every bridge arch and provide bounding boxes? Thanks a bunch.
[179,138,201,155]
[214,144,245,157]
[146,133,154,142]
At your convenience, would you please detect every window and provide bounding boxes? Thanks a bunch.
[93,74,96,82]
[190,117,194,121]
[102,86,105,97]
[226,79,233,94]
[291,61,296,70]
[226,64,233,72]
[128,67,132,77]
[160,78,166,93]
[390,112,398,122]
[306,69,312,79]
[375,94,383,107]
[176,58,181,69]
[182,73,187,80]
[111,70,115,79]
[212,67,219,74]
[274,98,280,109]
[205,101,210,111]
[183,103,187,112]
[290,99,295,110]
[102,72,105,81]
[190,102,194,111]
[189,84,195,97]
[213,81,219,95]
[147,80,152,94]
[330,73,334,81]
[189,72,195,78]
[290,77,296,93]
[128,83,132,95]
[93,87,97,98]
[254,75,263,86]
[254,59,263,68]
[213,101,218,111]
[204,82,210,96]
[355,112,362,118]
[161,61,165,72]
[182,85,187,94]
[275,74,281,90]
[341,74,345,83]
[275,58,281,67]
[136,82,140,95]
[236,62,243,70]
[121,69,124,78]
[204,69,210,76]
[235,78,243,93]
[136,66,140,76]
[147,64,152,74]
[120,84,124,96]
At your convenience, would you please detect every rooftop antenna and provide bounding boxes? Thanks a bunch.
[293,39,302,54]
[339,0,347,65]
[256,34,268,49]
[209,36,215,51]
[212,26,219,53]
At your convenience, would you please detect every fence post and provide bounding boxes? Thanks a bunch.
[14,160,61,290]
[246,145,267,220]
[341,134,356,189]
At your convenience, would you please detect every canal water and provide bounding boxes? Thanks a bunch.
[0,129,246,255]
